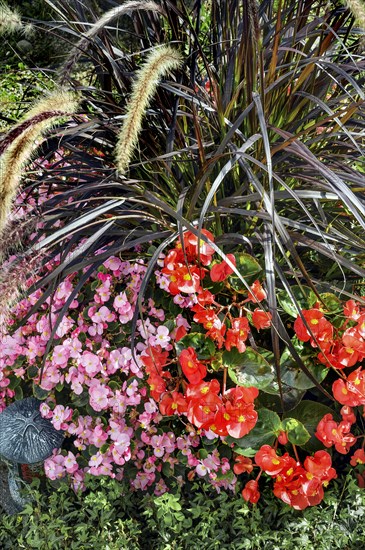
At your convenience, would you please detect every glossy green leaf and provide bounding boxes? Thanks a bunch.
[225,347,275,389]
[33,384,49,400]
[228,253,262,292]
[277,285,317,317]
[258,386,305,413]
[320,293,343,313]
[281,417,310,446]
[280,346,329,390]
[175,332,216,360]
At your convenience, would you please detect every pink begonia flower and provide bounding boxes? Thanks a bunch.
[95,284,111,303]
[54,280,73,302]
[132,472,155,491]
[108,390,127,415]
[64,337,82,359]
[40,402,53,419]
[107,349,127,375]
[52,345,70,366]
[55,316,75,338]
[89,380,110,412]
[150,435,166,458]
[124,379,141,406]
[112,432,131,455]
[149,325,171,348]
[103,256,123,272]
[154,479,168,496]
[177,437,192,456]
[91,306,115,324]
[64,452,79,474]
[44,454,66,480]
[65,366,84,395]
[144,399,158,414]
[52,405,73,431]
[119,307,134,325]
[88,452,103,468]
[36,317,51,340]
[79,351,101,377]
[25,336,46,362]
[143,456,157,473]
[87,323,104,337]
[71,470,85,492]
[39,364,63,391]
[88,424,108,448]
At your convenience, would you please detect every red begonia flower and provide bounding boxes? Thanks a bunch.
[251,308,272,330]
[241,480,260,504]
[210,254,236,282]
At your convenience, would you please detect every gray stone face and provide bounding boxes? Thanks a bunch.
[0,397,64,464]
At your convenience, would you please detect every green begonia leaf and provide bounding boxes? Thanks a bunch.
[228,253,262,292]
[320,293,342,313]
[277,285,317,318]
[280,346,329,390]
[281,417,310,446]
[175,332,215,360]
[225,347,275,389]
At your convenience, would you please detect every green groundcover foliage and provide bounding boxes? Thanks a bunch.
[0,474,365,550]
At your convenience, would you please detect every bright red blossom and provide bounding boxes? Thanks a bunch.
[294,309,333,346]
[210,254,236,282]
[225,317,249,353]
[233,455,254,475]
[179,347,207,385]
[350,449,365,467]
[159,391,187,416]
[247,280,267,302]
[242,480,260,504]
[315,413,356,454]
[251,309,272,330]
[332,368,365,407]
[182,229,215,266]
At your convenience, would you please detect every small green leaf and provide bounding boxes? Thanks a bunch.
[14,385,23,400]
[277,285,317,318]
[33,384,49,400]
[225,347,275,389]
[320,293,342,313]
[28,365,39,379]
[228,253,262,292]
[8,375,21,389]
[227,408,281,453]
[175,332,215,360]
[281,417,310,446]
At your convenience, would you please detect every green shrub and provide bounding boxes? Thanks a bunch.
[0,474,364,550]
[0,62,52,128]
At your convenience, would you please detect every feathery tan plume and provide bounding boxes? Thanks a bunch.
[60,1,165,81]
[346,0,365,29]
[115,46,182,174]
[0,90,79,240]
[0,250,46,331]
[345,0,365,50]
[0,1,22,35]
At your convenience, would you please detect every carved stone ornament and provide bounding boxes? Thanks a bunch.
[0,397,64,515]
[0,397,64,464]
